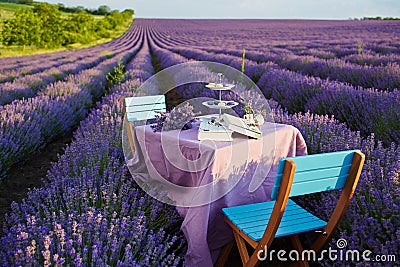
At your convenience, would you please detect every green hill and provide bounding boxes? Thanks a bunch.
[0,2,31,21]
[0,2,133,57]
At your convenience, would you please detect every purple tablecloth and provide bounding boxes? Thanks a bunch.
[127,121,307,266]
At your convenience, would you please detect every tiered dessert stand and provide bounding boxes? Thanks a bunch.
[198,73,238,141]
[202,73,238,124]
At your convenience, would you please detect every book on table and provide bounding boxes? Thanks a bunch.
[198,119,233,141]
[221,114,261,139]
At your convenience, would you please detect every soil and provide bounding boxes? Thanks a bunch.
[0,133,74,236]
[165,88,184,110]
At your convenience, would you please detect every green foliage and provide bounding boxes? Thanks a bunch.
[241,48,246,73]
[33,3,66,48]
[357,40,363,55]
[360,16,400,20]
[0,2,134,49]
[93,20,111,38]
[1,7,40,47]
[106,58,127,86]
[244,102,253,114]
[96,5,111,15]
[17,0,32,4]
[105,11,121,28]
[56,4,114,16]
[0,2,31,22]
[64,11,96,44]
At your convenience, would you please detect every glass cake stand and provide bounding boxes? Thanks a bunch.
[202,73,238,124]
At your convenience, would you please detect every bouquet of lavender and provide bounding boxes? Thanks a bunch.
[151,102,198,132]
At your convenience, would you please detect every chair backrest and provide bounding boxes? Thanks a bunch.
[124,95,166,122]
[271,150,362,200]
[123,95,167,155]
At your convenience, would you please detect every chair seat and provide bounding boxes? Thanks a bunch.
[222,199,327,241]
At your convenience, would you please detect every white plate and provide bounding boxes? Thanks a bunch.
[205,83,235,90]
[202,100,238,109]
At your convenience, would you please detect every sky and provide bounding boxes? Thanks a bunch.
[40,0,400,19]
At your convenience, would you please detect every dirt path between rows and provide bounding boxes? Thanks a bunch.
[0,133,74,236]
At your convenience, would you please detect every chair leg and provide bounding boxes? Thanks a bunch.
[233,231,250,265]
[215,241,234,267]
[289,235,309,267]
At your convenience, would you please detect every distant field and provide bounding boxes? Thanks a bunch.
[0,2,30,23]
[0,2,30,12]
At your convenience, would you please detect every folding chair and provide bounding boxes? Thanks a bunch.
[122,95,166,154]
[216,150,365,267]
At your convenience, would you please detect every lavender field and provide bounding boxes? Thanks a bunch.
[1,19,399,266]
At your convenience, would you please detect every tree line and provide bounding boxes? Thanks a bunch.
[0,0,33,5]
[361,16,400,20]
[353,16,400,20]
[0,2,134,49]
[55,4,115,16]
[0,0,115,16]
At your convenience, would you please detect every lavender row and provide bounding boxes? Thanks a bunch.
[0,52,99,84]
[147,29,226,102]
[0,83,92,180]
[0,20,140,82]
[0,31,144,180]
[138,19,399,55]
[201,46,400,91]
[110,28,168,96]
[275,55,400,91]
[342,52,400,67]
[140,18,400,91]
[0,20,138,70]
[0,29,143,105]
[0,50,87,76]
[0,91,185,266]
[155,43,399,146]
[0,55,106,106]
[1,34,186,264]
[105,27,162,94]
[259,40,400,66]
[142,18,399,57]
[146,26,273,82]
[128,19,400,265]
[157,47,400,262]
[147,30,189,69]
[124,30,155,83]
[273,109,399,266]
[167,46,276,82]
[144,32,400,261]
[0,32,128,80]
[109,35,160,96]
[257,68,400,145]
[289,45,400,66]
[2,21,397,266]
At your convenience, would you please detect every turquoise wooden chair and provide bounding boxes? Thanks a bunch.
[122,95,166,153]
[216,150,365,267]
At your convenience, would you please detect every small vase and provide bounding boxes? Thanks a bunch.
[255,114,265,125]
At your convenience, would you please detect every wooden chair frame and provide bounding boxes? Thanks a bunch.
[122,97,136,156]
[216,150,365,267]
